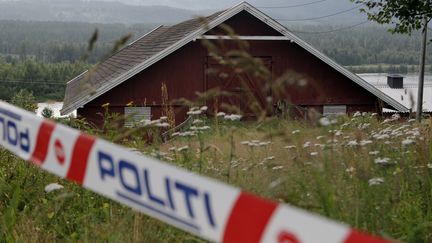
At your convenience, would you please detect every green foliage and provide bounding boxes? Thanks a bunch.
[11,89,37,112]
[0,58,88,101]
[352,0,432,34]
[41,107,54,119]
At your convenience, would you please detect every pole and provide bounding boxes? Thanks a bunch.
[416,17,428,122]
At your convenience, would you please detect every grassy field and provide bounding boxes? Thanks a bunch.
[1,111,432,242]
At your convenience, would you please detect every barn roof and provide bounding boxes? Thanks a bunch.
[61,1,409,115]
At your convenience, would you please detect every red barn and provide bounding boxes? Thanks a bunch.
[61,2,408,126]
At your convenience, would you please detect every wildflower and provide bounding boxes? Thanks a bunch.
[345,167,355,173]
[168,146,177,152]
[291,130,301,134]
[427,164,432,169]
[259,141,271,146]
[44,183,64,193]
[346,140,358,147]
[160,116,168,121]
[402,139,415,146]
[156,122,170,128]
[187,110,202,115]
[177,146,189,152]
[335,130,343,136]
[374,157,393,166]
[303,141,311,148]
[384,141,392,145]
[310,152,318,156]
[240,141,250,145]
[126,101,134,107]
[272,166,284,170]
[171,132,180,137]
[408,119,416,123]
[358,123,370,130]
[374,134,390,140]
[200,106,208,111]
[319,117,330,126]
[192,119,203,124]
[391,113,400,120]
[369,151,379,156]
[224,114,242,121]
[216,112,226,117]
[368,177,384,186]
[360,140,373,146]
[268,178,284,189]
[198,126,210,131]
[284,145,296,149]
[316,136,324,140]
[101,102,110,108]
[353,111,362,117]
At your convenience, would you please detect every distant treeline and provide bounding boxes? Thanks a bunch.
[295,25,431,66]
[0,20,156,63]
[0,58,87,101]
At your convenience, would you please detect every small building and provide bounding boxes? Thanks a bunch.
[61,2,408,126]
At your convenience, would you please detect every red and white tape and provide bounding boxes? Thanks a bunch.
[0,101,390,243]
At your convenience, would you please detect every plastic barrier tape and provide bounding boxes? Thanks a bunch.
[0,101,391,243]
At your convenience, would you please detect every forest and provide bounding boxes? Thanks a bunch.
[0,20,430,102]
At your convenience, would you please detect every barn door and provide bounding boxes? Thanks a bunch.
[205,56,272,118]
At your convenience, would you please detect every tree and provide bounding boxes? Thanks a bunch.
[11,89,38,112]
[352,0,432,35]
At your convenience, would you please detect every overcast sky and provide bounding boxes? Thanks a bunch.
[96,0,353,11]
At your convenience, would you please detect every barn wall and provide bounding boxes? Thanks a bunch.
[79,14,379,126]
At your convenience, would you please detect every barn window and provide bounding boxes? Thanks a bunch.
[323,105,346,116]
[124,106,151,127]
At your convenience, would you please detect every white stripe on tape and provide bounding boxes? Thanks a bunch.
[0,101,390,243]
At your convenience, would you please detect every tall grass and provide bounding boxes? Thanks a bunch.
[1,111,430,241]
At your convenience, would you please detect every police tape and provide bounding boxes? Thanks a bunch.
[0,101,391,243]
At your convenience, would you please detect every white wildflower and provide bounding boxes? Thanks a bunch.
[319,117,331,126]
[346,140,358,147]
[402,139,415,146]
[200,106,208,111]
[360,140,373,146]
[369,151,379,155]
[177,146,189,152]
[353,111,362,117]
[310,152,318,156]
[160,116,168,121]
[156,122,170,128]
[168,146,177,152]
[374,157,393,165]
[284,145,296,149]
[291,130,300,134]
[316,136,324,140]
[192,119,203,124]
[391,113,401,120]
[272,166,284,170]
[408,119,416,123]
[224,114,242,121]
[44,183,64,193]
[187,110,202,115]
[216,112,226,117]
[427,164,432,169]
[345,167,355,173]
[368,177,384,186]
[303,141,311,148]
